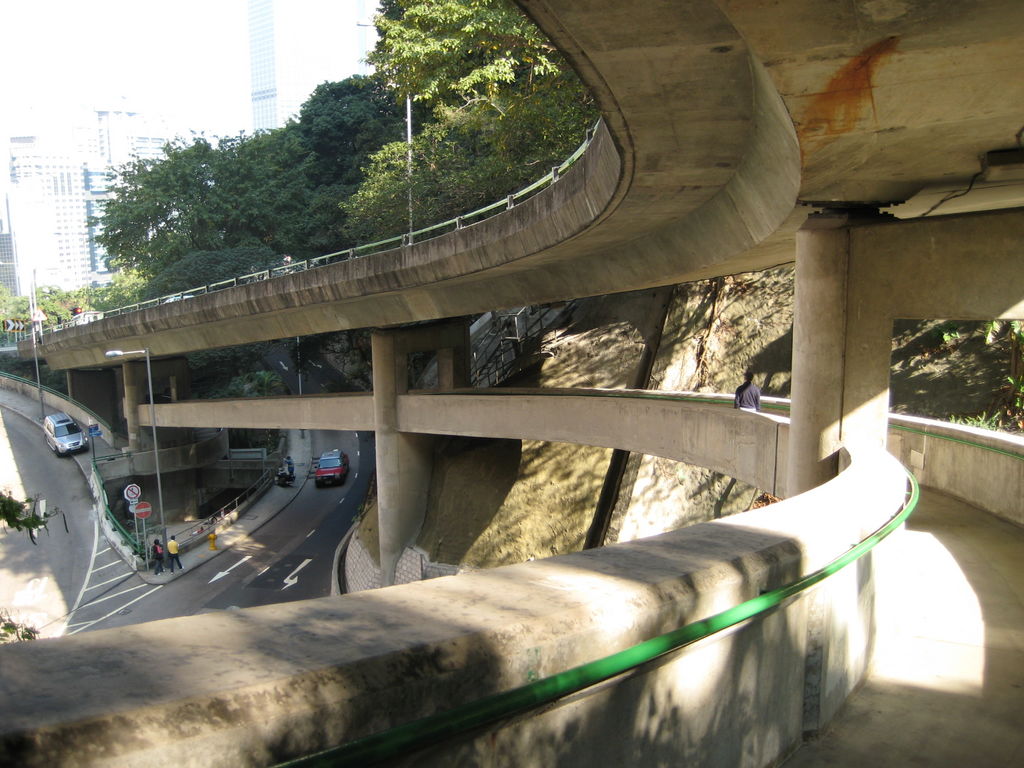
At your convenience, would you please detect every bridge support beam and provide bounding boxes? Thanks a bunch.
[372,320,470,585]
[788,207,1024,498]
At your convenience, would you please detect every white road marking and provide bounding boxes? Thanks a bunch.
[90,560,123,574]
[209,555,252,583]
[79,583,152,607]
[69,515,101,616]
[282,559,312,589]
[85,572,136,591]
[66,585,163,635]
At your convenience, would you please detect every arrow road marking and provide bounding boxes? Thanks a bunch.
[282,559,313,590]
[209,555,252,583]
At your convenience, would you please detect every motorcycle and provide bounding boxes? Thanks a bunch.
[276,468,295,487]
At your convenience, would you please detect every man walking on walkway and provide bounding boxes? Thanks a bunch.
[167,535,183,573]
[734,370,761,412]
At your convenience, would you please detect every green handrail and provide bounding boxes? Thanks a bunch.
[280,468,919,768]
[61,121,603,325]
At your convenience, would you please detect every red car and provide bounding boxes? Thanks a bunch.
[315,449,349,487]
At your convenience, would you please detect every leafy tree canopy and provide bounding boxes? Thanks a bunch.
[370,0,564,107]
[143,246,281,299]
[95,130,313,277]
[345,0,597,241]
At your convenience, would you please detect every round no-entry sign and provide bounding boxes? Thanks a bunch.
[133,501,153,519]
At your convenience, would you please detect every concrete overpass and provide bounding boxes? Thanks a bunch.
[5,1,1024,765]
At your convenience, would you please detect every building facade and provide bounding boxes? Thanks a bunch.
[248,0,373,132]
[6,105,170,292]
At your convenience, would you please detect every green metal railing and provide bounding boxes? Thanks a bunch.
[52,122,601,329]
[0,371,111,432]
[278,467,918,767]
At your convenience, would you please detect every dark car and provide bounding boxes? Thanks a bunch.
[314,449,349,487]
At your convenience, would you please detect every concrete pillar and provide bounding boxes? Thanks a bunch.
[788,210,898,497]
[121,361,142,452]
[371,320,469,585]
[66,368,119,431]
[787,214,850,497]
[371,330,434,586]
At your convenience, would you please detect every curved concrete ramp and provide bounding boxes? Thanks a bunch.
[36,2,799,369]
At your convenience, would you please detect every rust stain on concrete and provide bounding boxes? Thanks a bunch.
[798,36,900,146]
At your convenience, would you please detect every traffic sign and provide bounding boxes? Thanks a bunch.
[124,484,142,502]
[133,501,153,519]
[5,319,25,332]
[88,424,101,438]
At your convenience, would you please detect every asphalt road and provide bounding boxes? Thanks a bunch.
[0,406,97,638]
[0,407,372,635]
[63,429,372,632]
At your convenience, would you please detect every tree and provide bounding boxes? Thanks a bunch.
[95,131,314,277]
[344,0,597,241]
[0,492,51,536]
[143,246,280,299]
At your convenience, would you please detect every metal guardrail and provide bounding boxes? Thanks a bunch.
[44,122,601,333]
[177,468,275,552]
[97,461,275,561]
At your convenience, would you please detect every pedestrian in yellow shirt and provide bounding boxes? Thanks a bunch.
[167,535,184,573]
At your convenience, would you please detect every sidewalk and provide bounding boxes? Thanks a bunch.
[0,384,310,584]
[138,431,312,583]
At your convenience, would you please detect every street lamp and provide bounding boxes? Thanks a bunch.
[105,349,166,561]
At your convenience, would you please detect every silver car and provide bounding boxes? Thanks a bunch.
[43,412,88,456]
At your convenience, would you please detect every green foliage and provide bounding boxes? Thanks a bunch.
[89,270,148,311]
[187,344,273,399]
[223,370,287,398]
[95,131,314,277]
[370,0,564,105]
[948,411,1002,430]
[144,246,280,299]
[0,491,47,533]
[347,0,597,241]
[1,609,38,644]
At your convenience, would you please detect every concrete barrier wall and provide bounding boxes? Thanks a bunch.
[887,414,1024,527]
[0,436,908,768]
[0,374,117,445]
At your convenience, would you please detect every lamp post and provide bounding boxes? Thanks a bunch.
[105,349,166,558]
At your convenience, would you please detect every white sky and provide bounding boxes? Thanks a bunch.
[0,0,377,143]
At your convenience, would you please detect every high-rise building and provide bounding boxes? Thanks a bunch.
[6,104,171,292]
[249,0,374,132]
[0,195,19,296]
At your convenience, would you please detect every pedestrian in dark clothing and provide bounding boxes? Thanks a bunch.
[167,535,183,572]
[734,370,761,412]
[152,539,165,574]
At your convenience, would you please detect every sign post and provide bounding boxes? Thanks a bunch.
[124,485,143,565]
[88,423,101,464]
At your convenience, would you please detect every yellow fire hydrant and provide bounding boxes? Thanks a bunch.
[208,532,218,550]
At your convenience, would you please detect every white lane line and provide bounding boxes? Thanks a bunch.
[79,583,152,607]
[84,571,135,591]
[90,560,123,574]
[66,585,163,635]
[306,529,316,538]
[69,515,101,615]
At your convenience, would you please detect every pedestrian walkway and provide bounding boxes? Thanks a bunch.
[783,488,1024,766]
[136,432,312,584]
[0,383,311,585]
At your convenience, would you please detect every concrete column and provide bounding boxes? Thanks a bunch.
[372,330,435,586]
[435,323,471,389]
[121,361,142,452]
[66,368,119,430]
[787,214,850,497]
[788,211,899,497]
